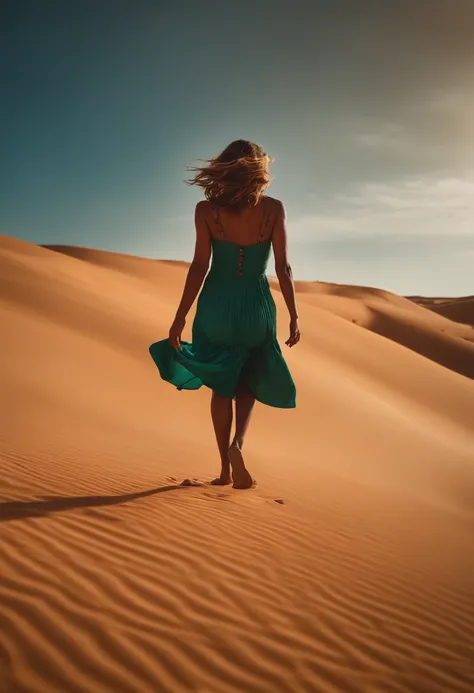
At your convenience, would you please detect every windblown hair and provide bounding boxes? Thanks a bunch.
[186,140,272,211]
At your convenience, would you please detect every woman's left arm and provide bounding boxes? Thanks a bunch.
[168,201,211,349]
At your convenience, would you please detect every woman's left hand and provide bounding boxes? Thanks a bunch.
[169,316,185,349]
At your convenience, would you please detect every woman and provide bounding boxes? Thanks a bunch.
[149,140,300,489]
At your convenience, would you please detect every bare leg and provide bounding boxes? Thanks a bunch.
[210,391,233,485]
[232,379,256,450]
[229,380,255,489]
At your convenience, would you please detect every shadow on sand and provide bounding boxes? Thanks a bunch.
[0,482,202,523]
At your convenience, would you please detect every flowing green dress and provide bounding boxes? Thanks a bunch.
[149,205,296,408]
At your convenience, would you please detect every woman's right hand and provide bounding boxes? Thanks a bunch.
[286,317,301,348]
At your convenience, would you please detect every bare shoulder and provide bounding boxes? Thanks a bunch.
[264,195,285,216]
[195,199,212,215]
[263,195,282,207]
[194,200,214,228]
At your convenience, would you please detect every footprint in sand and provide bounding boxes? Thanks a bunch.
[180,479,202,487]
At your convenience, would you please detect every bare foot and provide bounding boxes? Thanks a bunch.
[228,445,253,489]
[210,475,232,486]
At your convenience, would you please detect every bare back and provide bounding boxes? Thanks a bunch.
[203,196,280,247]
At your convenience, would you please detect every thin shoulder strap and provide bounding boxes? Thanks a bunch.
[258,197,269,242]
[213,205,225,239]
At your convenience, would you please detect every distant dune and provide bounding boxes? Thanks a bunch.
[408,294,474,327]
[1,234,474,693]
[269,279,474,379]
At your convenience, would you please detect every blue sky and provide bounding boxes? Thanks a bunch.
[2,0,473,295]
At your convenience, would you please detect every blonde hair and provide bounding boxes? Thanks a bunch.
[186,140,272,211]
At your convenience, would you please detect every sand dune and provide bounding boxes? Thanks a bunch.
[270,280,474,379]
[408,295,474,328]
[1,234,474,693]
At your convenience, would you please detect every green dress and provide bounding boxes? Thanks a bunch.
[149,205,296,408]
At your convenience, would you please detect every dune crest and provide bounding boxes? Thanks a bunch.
[1,235,474,693]
[409,294,474,327]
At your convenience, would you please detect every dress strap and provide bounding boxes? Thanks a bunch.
[213,201,268,242]
[258,197,269,242]
[213,205,225,240]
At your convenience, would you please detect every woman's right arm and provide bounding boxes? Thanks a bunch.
[271,200,301,347]
[168,201,211,349]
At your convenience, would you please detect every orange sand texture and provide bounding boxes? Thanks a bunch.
[1,233,474,693]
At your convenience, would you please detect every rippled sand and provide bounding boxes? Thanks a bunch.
[1,235,474,693]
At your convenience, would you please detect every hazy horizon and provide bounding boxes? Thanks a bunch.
[2,0,473,296]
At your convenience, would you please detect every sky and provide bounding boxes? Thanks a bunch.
[2,0,473,296]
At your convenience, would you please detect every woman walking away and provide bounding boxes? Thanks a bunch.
[149,140,300,489]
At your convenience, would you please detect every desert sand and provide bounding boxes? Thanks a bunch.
[1,233,474,693]
[408,295,474,328]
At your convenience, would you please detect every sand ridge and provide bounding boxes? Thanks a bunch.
[1,234,474,692]
[408,295,474,327]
